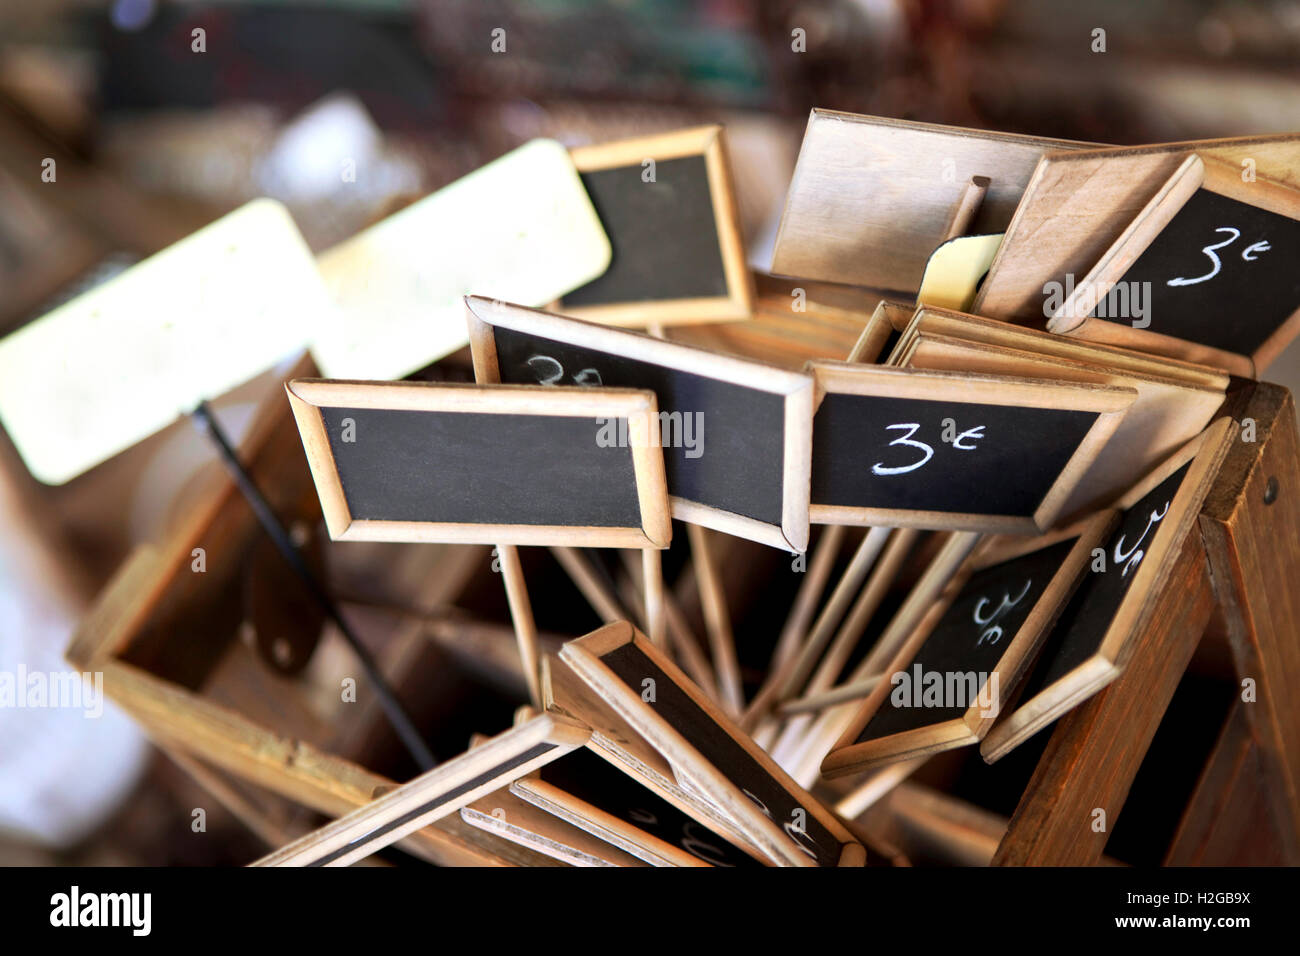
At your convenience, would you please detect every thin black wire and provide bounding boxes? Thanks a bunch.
[192,401,435,772]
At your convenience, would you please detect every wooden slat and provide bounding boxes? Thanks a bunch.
[1164,700,1287,865]
[993,532,1215,865]
[1198,383,1300,863]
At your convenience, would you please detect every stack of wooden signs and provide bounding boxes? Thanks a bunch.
[14,112,1300,866]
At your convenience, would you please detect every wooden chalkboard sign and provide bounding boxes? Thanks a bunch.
[892,306,1229,519]
[512,745,764,867]
[287,378,671,548]
[972,132,1300,323]
[821,513,1113,777]
[558,125,753,326]
[1048,155,1300,376]
[804,362,1136,532]
[467,296,814,551]
[457,727,647,868]
[980,418,1234,763]
[541,655,764,855]
[559,621,865,867]
[252,714,590,867]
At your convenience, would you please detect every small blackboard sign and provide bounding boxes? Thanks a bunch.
[805,362,1136,532]
[560,621,865,867]
[467,296,815,551]
[821,514,1111,777]
[286,378,671,548]
[558,125,753,326]
[513,746,763,867]
[981,418,1234,763]
[1049,155,1300,375]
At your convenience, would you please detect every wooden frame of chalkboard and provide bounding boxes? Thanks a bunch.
[559,621,865,867]
[510,748,765,867]
[286,377,672,548]
[460,787,648,867]
[1046,154,1300,377]
[557,125,754,326]
[898,305,1230,392]
[252,713,590,867]
[972,132,1300,325]
[540,655,767,858]
[980,417,1235,764]
[456,724,650,868]
[889,311,1230,519]
[467,296,815,551]
[820,511,1115,777]
[846,299,914,364]
[804,362,1136,532]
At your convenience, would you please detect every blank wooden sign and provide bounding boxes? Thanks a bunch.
[1047,155,1300,375]
[771,110,1089,293]
[805,362,1136,532]
[512,746,763,867]
[541,654,763,856]
[287,378,670,547]
[981,419,1234,763]
[558,125,753,325]
[560,621,865,867]
[821,514,1112,777]
[468,296,814,551]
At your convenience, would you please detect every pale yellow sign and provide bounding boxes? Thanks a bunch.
[0,199,324,484]
[313,138,611,380]
[917,233,1004,312]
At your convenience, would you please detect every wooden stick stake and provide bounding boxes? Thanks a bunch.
[549,546,628,622]
[497,544,543,709]
[740,527,890,731]
[942,175,991,241]
[834,756,929,820]
[804,529,922,694]
[778,525,893,698]
[777,676,883,716]
[774,531,983,785]
[642,547,667,649]
[616,550,719,696]
[759,527,846,684]
[686,522,744,717]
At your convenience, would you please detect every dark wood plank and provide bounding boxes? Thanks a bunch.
[1164,700,1287,865]
[1199,383,1300,863]
[993,532,1214,865]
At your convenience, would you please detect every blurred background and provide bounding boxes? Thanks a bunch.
[3,0,1300,865]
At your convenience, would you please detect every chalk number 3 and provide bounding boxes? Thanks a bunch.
[872,421,986,476]
[525,354,602,387]
[872,423,933,476]
[1168,226,1271,288]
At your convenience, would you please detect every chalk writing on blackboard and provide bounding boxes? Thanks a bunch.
[525,354,603,387]
[871,420,986,476]
[1167,225,1272,287]
[973,578,1033,647]
[1113,501,1169,576]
